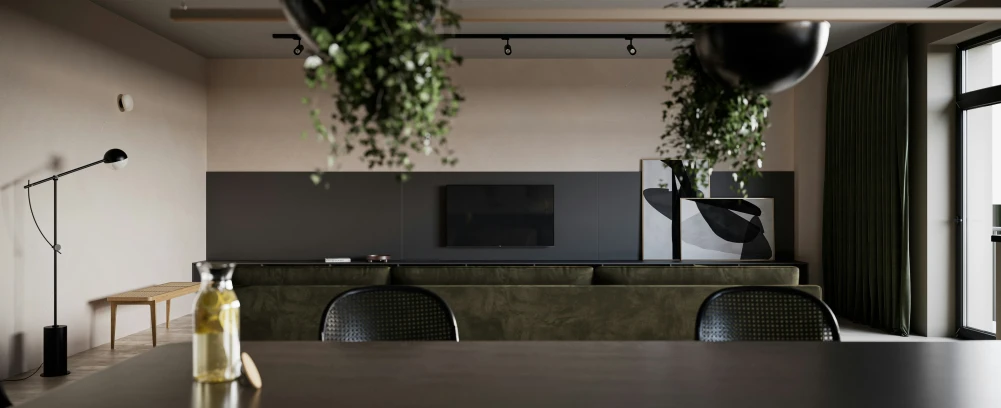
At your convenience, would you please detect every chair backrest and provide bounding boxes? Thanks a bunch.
[695,286,841,342]
[320,286,459,342]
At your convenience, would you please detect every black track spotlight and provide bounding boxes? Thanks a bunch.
[503,38,512,56]
[294,38,304,56]
[626,38,637,56]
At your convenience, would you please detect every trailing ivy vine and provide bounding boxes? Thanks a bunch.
[660,0,782,196]
[301,0,463,184]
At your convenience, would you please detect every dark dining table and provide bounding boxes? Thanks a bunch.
[20,341,1001,408]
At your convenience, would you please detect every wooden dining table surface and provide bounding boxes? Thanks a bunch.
[19,341,1001,408]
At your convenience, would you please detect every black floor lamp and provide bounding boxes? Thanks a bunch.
[0,381,11,408]
[23,148,128,377]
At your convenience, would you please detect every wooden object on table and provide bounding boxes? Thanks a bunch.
[240,352,263,390]
[18,341,1001,407]
[106,283,199,349]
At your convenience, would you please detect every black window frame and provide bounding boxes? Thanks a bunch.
[955,28,1001,341]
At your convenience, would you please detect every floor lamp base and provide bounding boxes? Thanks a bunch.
[41,325,70,377]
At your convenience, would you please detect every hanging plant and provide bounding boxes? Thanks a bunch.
[659,0,782,196]
[286,0,464,184]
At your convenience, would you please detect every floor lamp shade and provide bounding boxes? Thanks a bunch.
[103,148,128,170]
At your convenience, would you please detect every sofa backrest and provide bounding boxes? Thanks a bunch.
[235,284,823,341]
[229,265,796,287]
[594,266,799,286]
[391,266,593,285]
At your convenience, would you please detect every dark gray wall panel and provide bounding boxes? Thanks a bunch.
[207,172,402,260]
[206,171,793,262]
[597,172,641,260]
[400,172,599,260]
[711,171,796,261]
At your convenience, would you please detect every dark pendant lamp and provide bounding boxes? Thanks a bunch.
[694,21,830,94]
[23,148,128,377]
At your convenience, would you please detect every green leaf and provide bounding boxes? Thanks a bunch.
[294,0,471,186]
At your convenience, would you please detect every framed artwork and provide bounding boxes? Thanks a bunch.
[641,159,709,260]
[679,198,775,260]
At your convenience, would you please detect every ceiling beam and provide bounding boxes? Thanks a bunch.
[171,7,1001,23]
[170,8,286,22]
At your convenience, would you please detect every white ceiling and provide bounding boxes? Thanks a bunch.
[92,0,949,59]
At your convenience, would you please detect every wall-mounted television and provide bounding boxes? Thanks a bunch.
[445,185,555,247]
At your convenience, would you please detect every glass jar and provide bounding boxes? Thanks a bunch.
[193,262,241,383]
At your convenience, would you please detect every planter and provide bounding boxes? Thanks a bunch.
[694,21,830,93]
[282,0,463,179]
[280,0,367,54]
[281,0,438,55]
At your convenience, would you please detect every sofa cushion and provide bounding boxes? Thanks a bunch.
[594,266,799,286]
[232,265,390,287]
[391,266,593,285]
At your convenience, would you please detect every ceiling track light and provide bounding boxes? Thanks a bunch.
[272,33,304,56]
[626,37,637,56]
[273,32,677,57]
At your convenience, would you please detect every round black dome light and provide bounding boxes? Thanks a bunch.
[694,21,830,94]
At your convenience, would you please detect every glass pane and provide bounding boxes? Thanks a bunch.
[964,104,999,334]
[964,40,1001,93]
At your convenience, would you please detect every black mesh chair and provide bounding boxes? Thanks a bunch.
[695,286,841,342]
[320,286,459,342]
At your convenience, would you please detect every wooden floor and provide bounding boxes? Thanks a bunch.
[2,314,193,406]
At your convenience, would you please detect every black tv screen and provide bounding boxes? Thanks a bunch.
[445,185,555,247]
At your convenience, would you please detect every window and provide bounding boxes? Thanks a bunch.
[957,30,1001,339]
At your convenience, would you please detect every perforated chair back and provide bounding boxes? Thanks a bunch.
[695,286,841,342]
[320,286,459,342]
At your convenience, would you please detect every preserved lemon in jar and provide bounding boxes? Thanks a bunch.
[193,262,241,383]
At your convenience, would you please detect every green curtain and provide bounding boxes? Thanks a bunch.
[823,24,910,336]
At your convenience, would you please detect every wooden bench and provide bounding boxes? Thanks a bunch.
[107,282,199,349]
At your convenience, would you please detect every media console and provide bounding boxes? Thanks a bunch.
[193,260,811,285]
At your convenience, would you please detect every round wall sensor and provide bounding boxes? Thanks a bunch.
[118,94,134,112]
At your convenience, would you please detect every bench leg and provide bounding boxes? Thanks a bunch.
[110,303,117,350]
[166,299,171,329]
[149,301,157,347]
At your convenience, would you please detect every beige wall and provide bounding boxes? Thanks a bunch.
[908,28,955,337]
[793,58,829,287]
[207,58,796,172]
[0,0,207,378]
[207,57,819,278]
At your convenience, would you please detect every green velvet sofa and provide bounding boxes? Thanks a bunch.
[232,265,821,341]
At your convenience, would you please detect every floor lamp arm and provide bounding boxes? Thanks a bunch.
[25,180,61,254]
